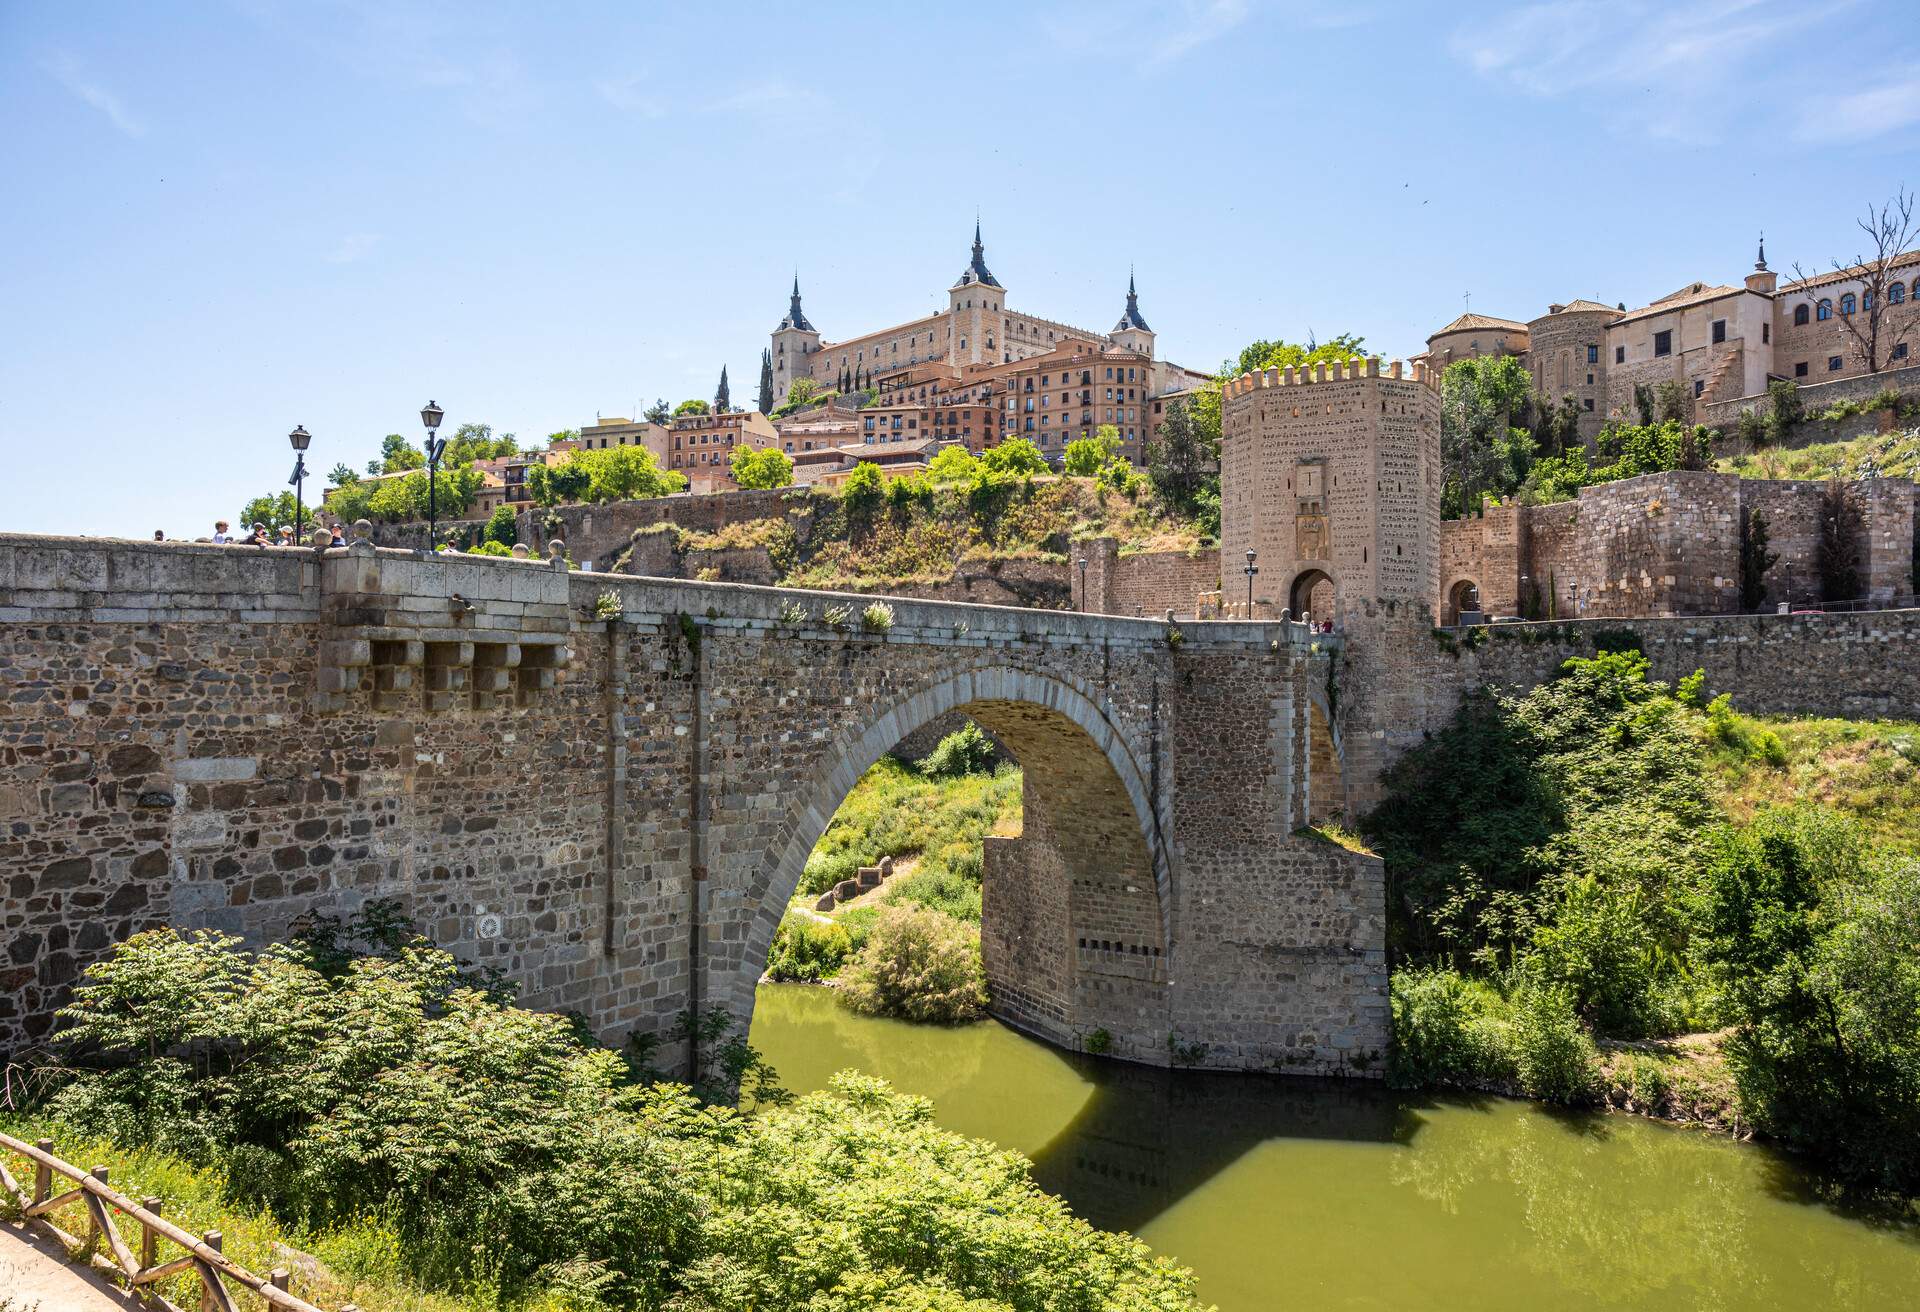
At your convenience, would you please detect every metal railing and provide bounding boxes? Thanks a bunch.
[0,1129,349,1312]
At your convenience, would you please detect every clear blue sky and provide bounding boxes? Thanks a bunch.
[3,1,1916,538]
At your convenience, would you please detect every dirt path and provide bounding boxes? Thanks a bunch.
[1,1219,141,1311]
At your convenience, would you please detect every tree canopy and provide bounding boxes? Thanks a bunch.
[730,444,794,490]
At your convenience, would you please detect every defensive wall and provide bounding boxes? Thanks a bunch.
[1438,471,1917,621]
[0,533,1379,1076]
[1333,600,1920,813]
[1698,360,1920,435]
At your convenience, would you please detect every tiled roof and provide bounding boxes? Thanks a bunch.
[1430,312,1527,336]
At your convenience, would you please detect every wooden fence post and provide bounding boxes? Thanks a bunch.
[141,1196,162,1271]
[201,1229,223,1312]
[33,1138,52,1207]
[87,1166,108,1251]
[271,1267,290,1292]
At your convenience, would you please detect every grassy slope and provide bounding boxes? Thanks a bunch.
[1704,711,1920,858]
[0,1116,507,1312]
[1714,425,1920,481]
[799,755,1021,925]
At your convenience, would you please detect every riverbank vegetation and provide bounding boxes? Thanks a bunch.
[766,728,1020,1023]
[12,921,1201,1312]
[1365,649,1920,1199]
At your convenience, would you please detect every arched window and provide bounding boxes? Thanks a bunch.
[1794,303,1810,325]
[1840,293,1856,316]
[1816,299,1833,321]
[1890,282,1906,305]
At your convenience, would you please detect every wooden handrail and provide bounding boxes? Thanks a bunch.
[0,1129,349,1312]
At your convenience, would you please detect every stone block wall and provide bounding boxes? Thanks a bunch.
[1439,472,1915,620]
[1697,362,1920,435]
[1072,538,1222,619]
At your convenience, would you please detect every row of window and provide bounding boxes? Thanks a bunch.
[1794,282,1913,324]
[1793,342,1910,376]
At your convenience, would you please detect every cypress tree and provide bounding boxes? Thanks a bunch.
[756,350,774,415]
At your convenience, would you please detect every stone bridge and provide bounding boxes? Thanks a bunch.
[0,534,1384,1074]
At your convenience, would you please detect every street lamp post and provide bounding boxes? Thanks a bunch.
[421,400,445,552]
[287,425,312,537]
[1078,556,1089,612]
[1520,573,1531,620]
[1244,549,1259,616]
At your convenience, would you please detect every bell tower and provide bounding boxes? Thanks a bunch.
[770,274,822,406]
[947,221,1005,365]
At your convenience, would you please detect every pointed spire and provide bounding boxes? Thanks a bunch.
[1113,268,1151,334]
[1756,232,1768,271]
[955,218,1001,289]
[778,271,815,333]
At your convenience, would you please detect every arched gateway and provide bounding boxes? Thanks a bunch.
[734,670,1169,1054]
[0,536,1388,1077]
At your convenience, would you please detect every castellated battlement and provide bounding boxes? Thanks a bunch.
[1224,356,1434,399]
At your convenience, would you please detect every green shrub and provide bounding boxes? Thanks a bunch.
[1528,875,1674,1037]
[839,904,988,1024]
[1697,809,1920,1196]
[917,721,998,778]
[1507,979,1598,1103]
[38,927,1198,1309]
[1388,968,1512,1088]
[766,913,855,982]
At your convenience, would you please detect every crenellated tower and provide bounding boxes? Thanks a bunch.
[1218,357,1441,621]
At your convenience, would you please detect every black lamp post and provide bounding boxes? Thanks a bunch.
[1244,549,1259,614]
[288,425,312,536]
[1078,556,1089,612]
[421,399,445,551]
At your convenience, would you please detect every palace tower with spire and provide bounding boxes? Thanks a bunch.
[767,224,1198,409]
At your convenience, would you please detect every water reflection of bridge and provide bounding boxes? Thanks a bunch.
[1026,1058,1420,1234]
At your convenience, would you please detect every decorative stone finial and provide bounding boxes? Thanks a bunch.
[348,519,376,557]
[547,539,568,570]
[309,527,332,550]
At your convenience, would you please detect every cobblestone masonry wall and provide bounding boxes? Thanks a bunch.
[1438,472,1915,619]
[1698,362,1920,434]
[1073,538,1222,619]
[0,534,1381,1076]
[1334,600,1920,814]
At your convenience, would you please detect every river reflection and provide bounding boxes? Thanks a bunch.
[752,984,1920,1311]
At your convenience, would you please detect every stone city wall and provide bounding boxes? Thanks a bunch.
[1438,471,1915,620]
[1073,538,1222,619]
[1333,600,1920,815]
[1698,361,1920,435]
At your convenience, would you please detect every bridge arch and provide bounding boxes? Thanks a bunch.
[728,665,1172,1059]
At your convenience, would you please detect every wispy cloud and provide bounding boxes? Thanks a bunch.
[1146,0,1252,67]
[1794,70,1920,143]
[325,233,382,265]
[45,54,145,137]
[1448,0,1844,143]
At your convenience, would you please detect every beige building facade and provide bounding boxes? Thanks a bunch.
[1423,239,1920,430]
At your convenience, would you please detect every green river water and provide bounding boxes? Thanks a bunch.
[751,983,1920,1311]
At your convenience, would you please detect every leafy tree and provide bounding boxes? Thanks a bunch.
[1739,506,1778,611]
[365,465,483,521]
[527,458,591,507]
[567,445,687,503]
[1697,809,1920,1195]
[1230,332,1369,377]
[643,398,671,425]
[1521,421,1714,504]
[326,462,358,487]
[238,491,313,533]
[840,460,885,528]
[1633,383,1656,427]
[916,722,998,778]
[1146,399,1215,511]
[730,444,793,490]
[926,444,978,484]
[483,505,518,547]
[785,376,822,408]
[377,433,423,473]
[981,436,1046,476]
[674,399,711,417]
[323,479,375,525]
[1441,356,1536,518]
[546,429,580,447]
[1063,426,1122,477]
